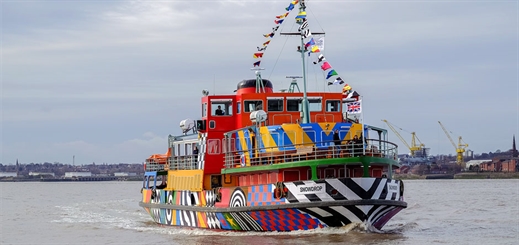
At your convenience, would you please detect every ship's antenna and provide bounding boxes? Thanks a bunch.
[251,67,266,93]
[286,76,302,92]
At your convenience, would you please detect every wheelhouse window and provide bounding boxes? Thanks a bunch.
[267,98,283,112]
[237,102,241,114]
[287,98,301,112]
[308,97,322,112]
[326,100,340,112]
[244,100,263,112]
[211,99,233,116]
[202,103,207,117]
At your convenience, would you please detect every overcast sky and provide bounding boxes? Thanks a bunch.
[1,0,518,165]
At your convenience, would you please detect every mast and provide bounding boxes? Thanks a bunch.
[280,0,324,123]
[297,0,310,123]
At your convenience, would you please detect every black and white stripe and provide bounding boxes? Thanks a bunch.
[197,133,207,169]
[302,29,312,38]
[206,212,221,229]
[284,178,401,203]
[230,188,246,207]
[229,212,263,231]
[298,20,308,31]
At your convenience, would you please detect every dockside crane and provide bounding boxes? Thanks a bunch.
[438,121,469,167]
[382,120,425,157]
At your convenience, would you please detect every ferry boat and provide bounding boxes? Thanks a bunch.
[139,0,406,232]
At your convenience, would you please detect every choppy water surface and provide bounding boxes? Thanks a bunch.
[1,179,518,245]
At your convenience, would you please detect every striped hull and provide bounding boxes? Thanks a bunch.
[140,177,406,231]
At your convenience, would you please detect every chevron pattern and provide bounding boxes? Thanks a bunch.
[284,178,401,203]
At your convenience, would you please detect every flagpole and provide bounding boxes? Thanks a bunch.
[361,96,365,155]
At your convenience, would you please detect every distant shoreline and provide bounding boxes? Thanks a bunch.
[395,172,519,180]
[0,176,142,182]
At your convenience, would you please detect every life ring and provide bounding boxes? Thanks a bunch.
[240,154,246,167]
[274,188,282,199]
[274,182,285,199]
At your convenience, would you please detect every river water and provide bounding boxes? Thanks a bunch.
[1,179,518,245]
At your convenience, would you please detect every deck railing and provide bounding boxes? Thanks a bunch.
[145,156,198,172]
[168,155,198,171]
[223,138,398,169]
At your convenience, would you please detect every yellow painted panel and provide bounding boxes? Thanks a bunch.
[318,122,336,137]
[260,126,278,152]
[345,123,363,140]
[198,213,207,228]
[281,124,314,146]
[166,169,204,191]
[237,130,251,165]
[200,192,206,206]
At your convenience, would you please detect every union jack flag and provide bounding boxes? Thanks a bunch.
[347,100,362,114]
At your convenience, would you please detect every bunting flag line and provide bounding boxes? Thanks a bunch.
[327,77,344,85]
[276,13,289,19]
[313,54,325,64]
[321,62,331,71]
[304,38,315,48]
[342,84,352,93]
[302,29,311,38]
[252,0,298,68]
[316,37,324,51]
[295,11,307,20]
[326,69,338,79]
[298,20,308,31]
[308,45,320,56]
[263,32,274,38]
[290,1,349,89]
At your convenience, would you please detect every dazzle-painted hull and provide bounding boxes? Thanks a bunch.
[139,177,406,231]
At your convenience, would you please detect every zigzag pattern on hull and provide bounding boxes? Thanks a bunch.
[284,178,401,203]
[145,203,402,231]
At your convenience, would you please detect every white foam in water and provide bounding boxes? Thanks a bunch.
[53,199,380,236]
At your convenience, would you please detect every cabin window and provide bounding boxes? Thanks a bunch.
[324,168,336,178]
[309,98,322,112]
[237,102,241,114]
[338,168,345,178]
[211,175,222,188]
[209,120,216,129]
[211,99,233,116]
[287,98,301,112]
[244,100,263,112]
[202,103,207,117]
[283,170,300,181]
[267,98,283,112]
[207,139,220,154]
[326,100,340,112]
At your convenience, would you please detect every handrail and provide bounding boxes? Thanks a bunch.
[223,138,398,168]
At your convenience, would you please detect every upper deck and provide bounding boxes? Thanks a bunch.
[197,79,358,133]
